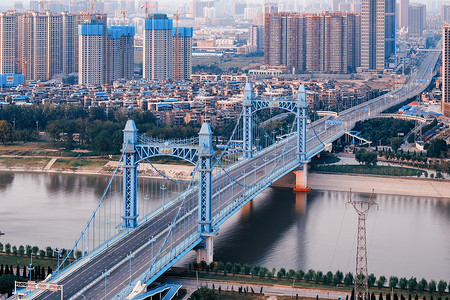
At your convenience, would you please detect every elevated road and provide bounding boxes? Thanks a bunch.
[30,49,439,300]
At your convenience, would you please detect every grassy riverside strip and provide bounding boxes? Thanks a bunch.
[0,157,51,169]
[50,158,109,171]
[0,155,109,172]
[311,165,429,178]
[164,267,449,298]
[0,253,58,269]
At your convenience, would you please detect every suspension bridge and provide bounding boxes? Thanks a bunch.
[17,50,439,300]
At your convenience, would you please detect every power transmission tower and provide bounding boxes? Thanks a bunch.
[348,190,378,300]
[413,120,422,142]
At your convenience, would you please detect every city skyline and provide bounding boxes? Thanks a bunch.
[0,0,440,11]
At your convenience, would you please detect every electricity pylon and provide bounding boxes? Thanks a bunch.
[348,190,378,300]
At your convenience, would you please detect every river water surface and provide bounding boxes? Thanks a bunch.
[0,171,448,281]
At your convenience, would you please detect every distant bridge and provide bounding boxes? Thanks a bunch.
[377,113,428,123]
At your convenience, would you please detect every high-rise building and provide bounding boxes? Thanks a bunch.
[442,4,450,23]
[143,13,193,81]
[30,0,40,11]
[190,0,214,18]
[233,1,246,15]
[0,10,133,84]
[385,0,395,61]
[172,27,193,81]
[248,24,264,52]
[47,12,63,78]
[399,0,409,28]
[14,1,24,12]
[338,2,352,11]
[16,10,85,81]
[0,12,19,75]
[408,3,426,36]
[361,0,392,70]
[62,11,79,74]
[119,0,135,10]
[442,24,450,116]
[25,11,50,81]
[69,0,87,13]
[47,1,65,13]
[264,3,278,14]
[78,20,105,85]
[264,12,361,73]
[332,0,342,11]
[106,26,135,83]
[143,14,173,80]
[305,14,320,71]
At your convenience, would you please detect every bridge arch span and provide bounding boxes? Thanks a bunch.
[135,146,198,166]
[242,82,308,162]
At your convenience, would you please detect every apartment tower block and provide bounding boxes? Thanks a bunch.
[172,27,193,81]
[442,24,450,117]
[78,20,105,85]
[0,11,19,74]
[264,12,361,73]
[361,0,395,70]
[0,10,135,84]
[143,13,193,81]
[107,26,135,83]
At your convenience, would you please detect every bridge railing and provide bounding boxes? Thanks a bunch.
[64,51,441,299]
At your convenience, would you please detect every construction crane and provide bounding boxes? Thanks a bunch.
[121,9,131,26]
[86,0,95,21]
[141,1,167,17]
[39,0,45,13]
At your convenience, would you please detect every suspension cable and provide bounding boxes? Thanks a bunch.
[54,150,126,275]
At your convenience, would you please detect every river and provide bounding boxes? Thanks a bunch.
[0,171,448,281]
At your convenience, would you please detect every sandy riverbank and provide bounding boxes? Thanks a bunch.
[0,160,196,180]
[1,160,449,198]
[273,171,450,198]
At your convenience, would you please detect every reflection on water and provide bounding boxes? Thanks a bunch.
[209,188,450,281]
[0,172,14,191]
[0,172,112,251]
[0,171,449,281]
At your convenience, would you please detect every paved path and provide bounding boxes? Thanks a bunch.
[163,277,349,299]
[308,173,450,198]
[44,157,58,170]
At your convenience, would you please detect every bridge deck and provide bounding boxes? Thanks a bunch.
[29,50,439,300]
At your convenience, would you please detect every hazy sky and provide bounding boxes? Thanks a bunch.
[0,0,187,10]
[0,0,436,11]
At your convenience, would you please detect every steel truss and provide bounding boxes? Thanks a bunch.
[243,83,308,163]
[121,121,213,238]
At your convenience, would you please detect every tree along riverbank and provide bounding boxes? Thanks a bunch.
[165,265,449,298]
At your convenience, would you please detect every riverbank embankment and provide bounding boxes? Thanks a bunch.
[0,157,196,180]
[273,171,450,198]
[1,156,449,198]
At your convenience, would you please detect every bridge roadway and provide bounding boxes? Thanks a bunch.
[31,50,439,300]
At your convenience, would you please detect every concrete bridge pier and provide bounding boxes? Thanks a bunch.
[293,162,311,192]
[195,235,214,264]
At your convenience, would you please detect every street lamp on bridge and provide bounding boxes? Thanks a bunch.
[103,269,110,300]
[127,252,134,286]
